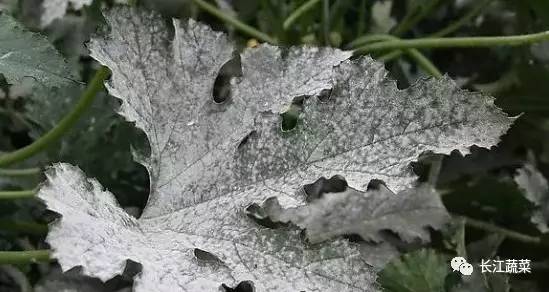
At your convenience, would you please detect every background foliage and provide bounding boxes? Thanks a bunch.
[1,0,549,291]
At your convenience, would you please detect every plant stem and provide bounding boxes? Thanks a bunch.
[0,168,41,177]
[459,216,545,246]
[348,33,382,48]
[190,0,277,44]
[350,34,442,78]
[354,31,549,54]
[283,0,321,30]
[0,221,48,235]
[430,0,493,37]
[322,0,330,46]
[0,190,36,200]
[392,0,441,36]
[376,50,402,62]
[404,49,443,78]
[377,0,494,62]
[0,67,110,167]
[0,250,51,265]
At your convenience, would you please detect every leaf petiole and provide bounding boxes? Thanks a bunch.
[0,250,51,265]
[459,215,547,246]
[376,0,494,62]
[430,0,493,38]
[349,34,443,78]
[190,0,277,44]
[0,67,110,167]
[0,189,36,200]
[283,0,322,30]
[391,0,441,36]
[354,31,549,54]
[0,168,41,177]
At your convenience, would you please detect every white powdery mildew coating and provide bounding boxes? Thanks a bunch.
[230,58,514,194]
[42,164,377,291]
[233,44,352,113]
[264,185,450,244]
[38,6,513,292]
[514,163,549,232]
[41,0,93,27]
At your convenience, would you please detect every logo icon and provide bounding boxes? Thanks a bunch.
[451,257,473,276]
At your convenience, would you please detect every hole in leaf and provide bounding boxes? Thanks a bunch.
[344,234,364,243]
[281,96,305,132]
[193,248,223,264]
[366,179,388,191]
[280,106,299,132]
[410,160,429,183]
[316,88,332,103]
[245,203,287,229]
[121,259,142,280]
[221,280,255,292]
[303,175,348,202]
[213,55,242,104]
[236,131,255,150]
[291,95,307,106]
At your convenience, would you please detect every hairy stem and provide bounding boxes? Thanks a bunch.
[0,67,110,167]
[459,216,545,246]
[283,0,321,30]
[0,250,51,265]
[354,31,549,54]
[0,168,41,177]
[0,190,36,200]
[190,0,277,44]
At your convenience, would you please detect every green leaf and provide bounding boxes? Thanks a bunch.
[0,12,77,87]
[379,249,450,292]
